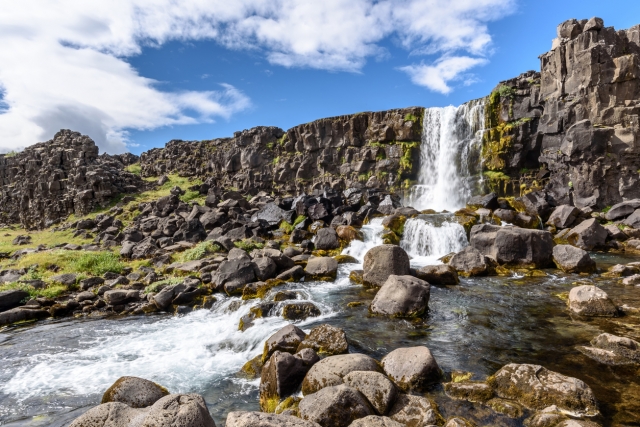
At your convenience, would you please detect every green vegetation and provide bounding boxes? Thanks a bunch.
[3,150,19,158]
[497,85,516,98]
[180,190,203,204]
[602,206,612,213]
[398,141,419,176]
[279,215,306,234]
[144,277,183,294]
[358,171,372,182]
[180,241,220,262]
[68,251,125,276]
[278,134,288,147]
[272,156,281,165]
[0,282,68,299]
[266,142,274,150]
[234,239,264,252]
[483,171,511,194]
[125,163,142,175]
[404,113,419,122]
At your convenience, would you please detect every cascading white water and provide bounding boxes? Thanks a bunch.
[408,100,485,212]
[341,217,384,263]
[400,217,468,265]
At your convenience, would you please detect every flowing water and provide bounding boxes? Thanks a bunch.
[408,100,485,212]
[400,215,468,266]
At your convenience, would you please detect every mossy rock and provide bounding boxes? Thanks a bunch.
[101,376,169,408]
[336,225,364,243]
[241,279,285,300]
[382,214,407,236]
[349,270,364,284]
[487,398,523,418]
[382,230,400,245]
[239,354,264,379]
[454,215,478,235]
[421,209,437,214]
[451,371,474,383]
[334,254,359,264]
[444,381,493,403]
[347,301,364,308]
[275,396,301,415]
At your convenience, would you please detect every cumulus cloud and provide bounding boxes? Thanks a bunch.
[0,0,513,153]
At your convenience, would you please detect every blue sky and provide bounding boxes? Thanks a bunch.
[1,0,639,154]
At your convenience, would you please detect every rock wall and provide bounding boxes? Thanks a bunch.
[140,108,424,195]
[483,18,640,209]
[0,130,144,229]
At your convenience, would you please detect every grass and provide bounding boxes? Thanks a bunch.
[125,163,142,175]
[68,251,125,276]
[180,190,203,204]
[602,206,612,213]
[404,113,419,122]
[144,277,183,294]
[179,241,220,262]
[280,214,307,233]
[0,282,68,300]
[234,240,265,252]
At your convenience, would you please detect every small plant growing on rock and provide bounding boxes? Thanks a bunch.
[180,241,220,262]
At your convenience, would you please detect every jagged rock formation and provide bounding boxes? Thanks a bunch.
[483,18,640,209]
[0,130,143,229]
[140,108,424,195]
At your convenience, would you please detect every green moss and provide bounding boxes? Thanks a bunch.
[180,241,220,262]
[483,171,511,194]
[144,277,182,294]
[180,190,202,204]
[68,251,125,276]
[0,282,68,299]
[602,206,612,213]
[234,240,264,252]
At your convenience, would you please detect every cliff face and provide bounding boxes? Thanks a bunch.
[483,18,640,209]
[0,130,143,229]
[140,107,424,195]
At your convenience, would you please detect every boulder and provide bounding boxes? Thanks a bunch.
[152,283,189,310]
[489,364,598,416]
[349,416,403,427]
[252,203,288,226]
[314,228,340,250]
[546,205,579,229]
[566,219,608,250]
[517,191,552,219]
[467,193,498,210]
[304,257,338,281]
[363,245,410,287]
[605,199,640,221]
[381,346,441,391]
[0,289,29,312]
[414,265,459,286]
[343,371,397,415]
[370,275,430,318]
[552,245,596,273]
[623,209,640,229]
[50,273,78,285]
[213,258,256,291]
[101,376,169,408]
[387,394,442,427]
[444,381,493,403]
[282,302,321,321]
[0,307,49,326]
[68,393,216,427]
[260,350,317,412]
[263,324,307,363]
[302,354,382,395]
[578,333,640,365]
[568,285,618,317]
[448,246,490,277]
[622,274,640,285]
[444,418,475,427]
[469,224,554,268]
[277,266,305,282]
[226,412,321,427]
[583,16,604,32]
[298,385,375,427]
[297,324,349,355]
[254,257,278,282]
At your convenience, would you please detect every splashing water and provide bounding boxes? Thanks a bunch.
[400,216,468,265]
[408,100,485,212]
[341,217,384,263]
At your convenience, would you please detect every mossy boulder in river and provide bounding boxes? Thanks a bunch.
[304,257,338,281]
[297,324,349,356]
[363,245,410,288]
[488,363,599,416]
[262,324,307,363]
[299,384,375,427]
[370,275,430,318]
[343,371,398,415]
[226,411,320,427]
[568,285,618,317]
[301,353,382,395]
[381,346,441,392]
[469,224,554,268]
[101,376,169,408]
[260,349,319,412]
[552,245,596,273]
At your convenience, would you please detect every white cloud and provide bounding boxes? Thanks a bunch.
[0,0,514,153]
[400,56,489,94]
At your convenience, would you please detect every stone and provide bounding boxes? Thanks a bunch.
[254,257,278,282]
[349,416,404,427]
[0,289,29,312]
[605,199,640,220]
[302,353,382,395]
[152,283,189,310]
[277,266,305,282]
[343,371,397,415]
[568,285,618,317]
[546,205,579,229]
[263,324,307,363]
[414,265,459,285]
[0,307,50,326]
[252,203,288,226]
[578,333,640,365]
[282,302,321,321]
[297,324,349,355]
[467,193,498,210]
[489,364,598,416]
[226,411,321,427]
[566,219,608,251]
[213,258,256,291]
[470,224,554,268]
[101,376,169,408]
[448,246,490,277]
[304,257,338,281]
[387,394,442,427]
[260,350,316,412]
[623,209,640,229]
[298,385,375,427]
[314,228,340,250]
[370,275,430,318]
[552,245,596,273]
[622,274,640,285]
[381,346,441,391]
[50,273,77,285]
[444,381,493,403]
[583,17,604,32]
[363,245,410,287]
[444,418,475,427]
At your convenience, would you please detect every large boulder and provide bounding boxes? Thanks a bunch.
[370,275,430,318]
[263,324,307,363]
[0,289,29,312]
[0,307,49,326]
[298,385,375,427]
[304,257,338,281]
[315,228,340,250]
[68,393,216,427]
[469,224,554,268]
[552,245,596,273]
[101,376,169,408]
[387,394,442,427]
[623,209,640,229]
[467,193,498,210]
[381,346,441,391]
[414,265,459,285]
[260,349,318,412]
[282,302,321,321]
[488,364,598,416]
[605,199,640,221]
[566,219,608,250]
[363,245,410,288]
[568,285,618,317]
[212,258,257,291]
[226,412,321,427]
[343,371,397,415]
[578,333,640,366]
[448,246,491,277]
[297,324,349,356]
[302,354,381,395]
[546,205,580,229]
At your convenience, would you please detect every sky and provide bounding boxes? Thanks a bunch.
[0,0,639,155]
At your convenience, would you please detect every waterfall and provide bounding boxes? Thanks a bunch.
[408,100,485,212]
[400,216,468,265]
[341,217,384,263]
